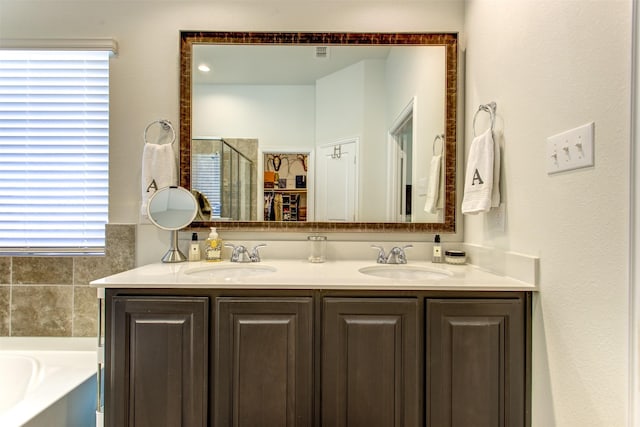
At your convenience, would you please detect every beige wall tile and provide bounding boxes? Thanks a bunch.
[106,224,136,271]
[11,286,72,336]
[0,258,10,284]
[2,223,136,337]
[74,256,113,286]
[75,224,136,285]
[13,257,73,285]
[73,286,98,337]
[0,287,9,335]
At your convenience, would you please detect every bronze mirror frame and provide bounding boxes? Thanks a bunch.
[180,31,457,232]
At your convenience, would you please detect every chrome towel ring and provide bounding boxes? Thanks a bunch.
[472,102,497,137]
[144,119,176,145]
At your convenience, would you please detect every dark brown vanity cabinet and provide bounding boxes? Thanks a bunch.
[427,298,528,427]
[106,296,209,427]
[104,290,530,427]
[214,297,314,426]
[322,298,421,427]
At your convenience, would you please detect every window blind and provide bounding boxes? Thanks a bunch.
[0,50,110,252]
[193,153,222,218]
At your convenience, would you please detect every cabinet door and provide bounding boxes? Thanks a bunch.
[322,298,421,427]
[215,297,313,427]
[427,298,525,427]
[107,296,209,427]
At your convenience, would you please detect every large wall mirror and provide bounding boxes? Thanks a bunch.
[180,31,457,232]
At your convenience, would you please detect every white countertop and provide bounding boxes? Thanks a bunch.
[90,259,536,292]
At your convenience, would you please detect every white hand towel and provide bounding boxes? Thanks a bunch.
[423,154,442,214]
[462,128,494,214]
[140,143,177,218]
[491,131,501,208]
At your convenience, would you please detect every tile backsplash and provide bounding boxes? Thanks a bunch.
[0,224,135,337]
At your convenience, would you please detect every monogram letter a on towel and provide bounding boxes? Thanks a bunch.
[462,128,500,214]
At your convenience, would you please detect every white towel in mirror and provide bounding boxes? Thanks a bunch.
[423,154,442,214]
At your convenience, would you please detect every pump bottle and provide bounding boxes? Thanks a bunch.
[205,227,223,262]
[189,232,201,261]
[432,234,443,263]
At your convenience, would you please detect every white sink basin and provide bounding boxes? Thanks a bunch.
[185,264,277,280]
[358,265,452,281]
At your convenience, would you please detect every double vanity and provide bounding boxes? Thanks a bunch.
[106,30,527,425]
[92,257,534,427]
[96,29,531,427]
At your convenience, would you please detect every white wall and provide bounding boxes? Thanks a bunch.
[632,0,640,422]
[386,46,446,222]
[464,0,632,425]
[193,84,315,150]
[316,59,389,220]
[316,61,366,146]
[360,59,389,221]
[316,51,446,223]
[5,1,634,425]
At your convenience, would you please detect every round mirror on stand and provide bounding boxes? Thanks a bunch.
[147,186,198,263]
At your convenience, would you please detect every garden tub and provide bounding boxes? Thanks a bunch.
[0,338,96,427]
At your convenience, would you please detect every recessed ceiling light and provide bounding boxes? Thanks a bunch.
[198,64,210,72]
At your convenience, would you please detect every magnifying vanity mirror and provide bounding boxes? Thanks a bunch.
[147,186,198,262]
[180,31,458,232]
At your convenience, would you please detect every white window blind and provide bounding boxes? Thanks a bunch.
[193,153,222,218]
[0,50,110,252]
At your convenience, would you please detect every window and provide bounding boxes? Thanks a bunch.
[0,48,112,252]
[193,152,222,218]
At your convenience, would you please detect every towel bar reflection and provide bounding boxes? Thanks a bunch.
[433,133,445,156]
[144,119,176,145]
[472,102,497,137]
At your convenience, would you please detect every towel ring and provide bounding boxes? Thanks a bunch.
[144,119,176,145]
[433,134,445,156]
[472,102,497,137]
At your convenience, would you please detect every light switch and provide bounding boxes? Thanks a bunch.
[546,122,594,174]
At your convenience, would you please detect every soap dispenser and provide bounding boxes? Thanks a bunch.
[189,232,201,262]
[205,227,223,262]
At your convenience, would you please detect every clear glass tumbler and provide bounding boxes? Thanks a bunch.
[307,235,327,263]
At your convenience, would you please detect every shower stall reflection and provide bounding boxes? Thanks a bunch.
[191,138,257,221]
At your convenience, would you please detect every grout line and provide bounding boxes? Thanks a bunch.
[71,256,76,337]
[9,257,12,336]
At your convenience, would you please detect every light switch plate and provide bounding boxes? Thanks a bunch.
[546,122,594,174]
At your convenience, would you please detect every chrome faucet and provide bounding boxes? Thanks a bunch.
[386,245,412,264]
[225,243,267,263]
[371,244,413,264]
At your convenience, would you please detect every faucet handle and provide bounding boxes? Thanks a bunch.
[397,245,413,263]
[370,245,387,264]
[224,243,236,260]
[250,244,267,262]
[224,243,249,262]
